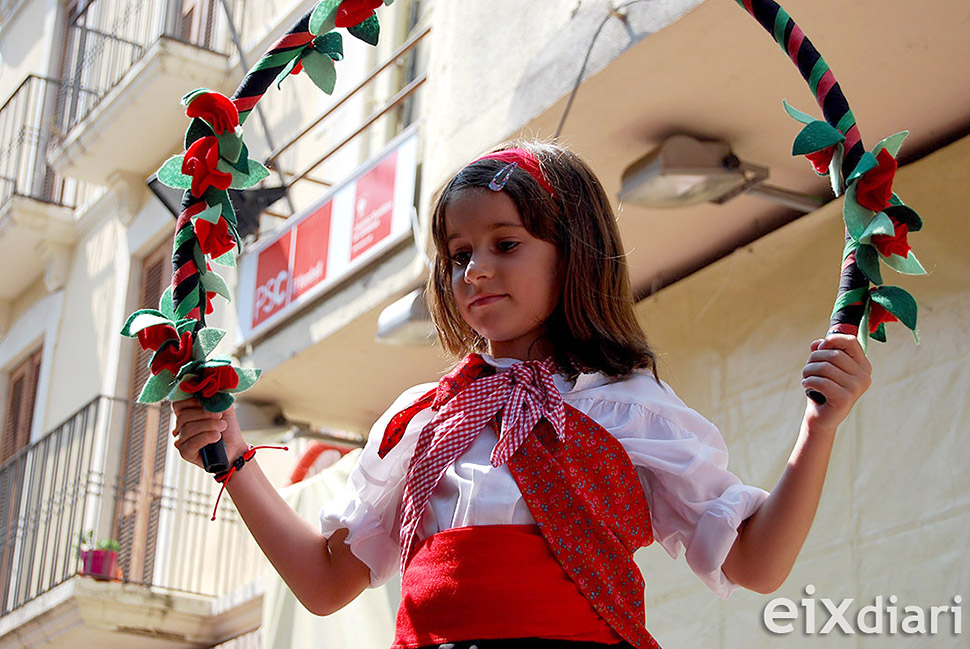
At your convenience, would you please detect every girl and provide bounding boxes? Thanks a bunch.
[173,141,871,649]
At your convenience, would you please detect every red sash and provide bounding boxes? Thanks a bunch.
[392,525,622,648]
[381,356,660,649]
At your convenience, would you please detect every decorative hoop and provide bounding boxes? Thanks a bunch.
[121,0,923,471]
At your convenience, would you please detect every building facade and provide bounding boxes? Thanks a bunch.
[1,1,968,648]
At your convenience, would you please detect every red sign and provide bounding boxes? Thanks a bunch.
[350,151,397,261]
[252,231,292,328]
[291,201,332,300]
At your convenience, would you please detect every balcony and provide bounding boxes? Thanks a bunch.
[0,75,101,302]
[0,396,265,648]
[48,0,242,183]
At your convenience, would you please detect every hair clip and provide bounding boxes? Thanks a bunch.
[488,161,518,192]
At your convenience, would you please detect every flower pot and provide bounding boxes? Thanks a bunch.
[80,548,118,581]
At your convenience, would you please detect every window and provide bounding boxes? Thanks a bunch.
[1,347,42,464]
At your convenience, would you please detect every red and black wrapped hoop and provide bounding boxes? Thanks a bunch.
[121,1,395,475]
[734,0,924,404]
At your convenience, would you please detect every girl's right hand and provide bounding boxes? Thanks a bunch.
[172,400,247,469]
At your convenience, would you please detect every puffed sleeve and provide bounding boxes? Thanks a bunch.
[567,373,768,598]
[319,383,436,587]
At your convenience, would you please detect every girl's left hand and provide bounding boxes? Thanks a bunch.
[801,334,872,433]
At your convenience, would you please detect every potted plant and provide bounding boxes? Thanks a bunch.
[76,530,121,581]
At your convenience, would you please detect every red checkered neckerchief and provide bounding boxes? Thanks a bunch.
[387,354,565,565]
[380,354,659,649]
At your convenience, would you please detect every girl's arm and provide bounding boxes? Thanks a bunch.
[173,401,370,615]
[721,334,872,594]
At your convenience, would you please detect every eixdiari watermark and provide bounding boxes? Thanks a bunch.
[763,585,962,635]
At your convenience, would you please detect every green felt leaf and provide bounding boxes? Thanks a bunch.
[159,287,175,319]
[167,385,195,402]
[157,155,191,189]
[275,50,306,90]
[176,359,205,380]
[829,142,844,196]
[192,242,207,282]
[882,250,927,276]
[884,204,923,232]
[871,130,909,158]
[302,50,337,94]
[218,158,270,190]
[203,188,236,226]
[889,193,904,207]
[191,202,223,225]
[200,391,235,413]
[181,87,213,107]
[217,127,244,164]
[348,14,380,46]
[869,322,887,343]
[228,142,251,174]
[859,211,895,245]
[309,0,340,34]
[856,244,883,285]
[843,183,875,242]
[870,285,918,330]
[175,287,200,320]
[314,32,343,59]
[138,370,177,403]
[185,117,215,150]
[212,249,236,268]
[120,310,172,337]
[857,299,871,353]
[225,367,261,393]
[208,354,234,365]
[201,270,232,302]
[383,0,393,5]
[176,318,196,337]
[830,286,868,319]
[792,120,844,156]
[197,327,227,358]
[782,100,816,125]
[846,152,879,185]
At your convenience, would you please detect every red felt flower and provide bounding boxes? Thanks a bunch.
[180,365,239,399]
[871,221,911,258]
[182,136,233,198]
[855,148,898,211]
[335,0,382,27]
[187,291,217,320]
[868,302,899,334]
[194,216,236,258]
[137,323,177,351]
[185,92,239,135]
[291,60,304,76]
[150,331,194,375]
[805,145,836,175]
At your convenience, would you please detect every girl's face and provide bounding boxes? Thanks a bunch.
[444,190,560,361]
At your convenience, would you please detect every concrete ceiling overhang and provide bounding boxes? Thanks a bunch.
[240,0,970,436]
[522,0,970,295]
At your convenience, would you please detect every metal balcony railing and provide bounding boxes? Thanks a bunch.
[0,395,265,617]
[0,75,97,211]
[56,0,243,137]
[258,22,430,228]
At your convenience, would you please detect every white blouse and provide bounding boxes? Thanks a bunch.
[320,355,768,598]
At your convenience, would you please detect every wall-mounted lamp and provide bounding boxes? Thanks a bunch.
[619,135,823,213]
[376,288,436,346]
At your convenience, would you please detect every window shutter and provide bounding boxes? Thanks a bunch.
[2,348,42,464]
[115,243,171,584]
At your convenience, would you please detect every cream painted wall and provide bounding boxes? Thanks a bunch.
[0,0,58,100]
[631,135,970,647]
[420,0,705,210]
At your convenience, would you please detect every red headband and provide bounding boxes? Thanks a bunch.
[472,148,557,199]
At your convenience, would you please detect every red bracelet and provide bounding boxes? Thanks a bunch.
[211,444,288,521]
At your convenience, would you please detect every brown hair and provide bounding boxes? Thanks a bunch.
[426,141,658,380]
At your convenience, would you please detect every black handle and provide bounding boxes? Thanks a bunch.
[201,439,229,474]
